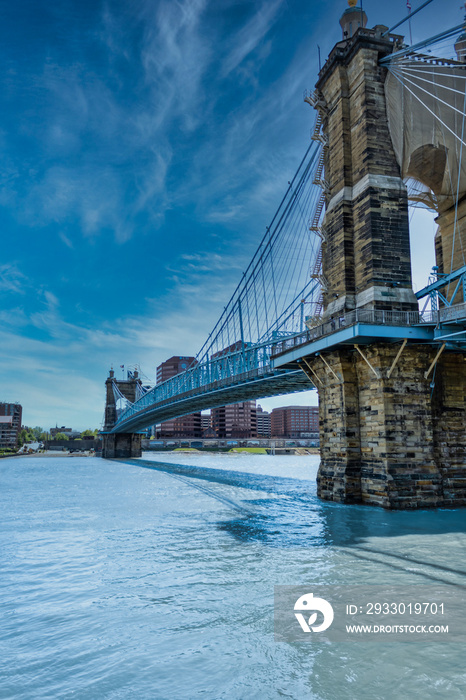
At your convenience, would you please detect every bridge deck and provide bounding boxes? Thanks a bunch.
[110,305,466,435]
[109,368,313,434]
[271,305,466,370]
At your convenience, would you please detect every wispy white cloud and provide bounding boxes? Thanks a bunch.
[221,0,284,77]
[0,0,309,250]
[59,231,73,248]
[0,264,27,294]
[134,0,212,151]
[170,252,244,274]
[23,165,134,241]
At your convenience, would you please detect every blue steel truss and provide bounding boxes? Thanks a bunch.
[109,338,314,434]
[415,265,466,311]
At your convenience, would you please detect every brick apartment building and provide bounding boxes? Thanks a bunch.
[271,405,319,439]
[155,356,201,438]
[156,356,197,384]
[50,425,73,437]
[0,402,23,448]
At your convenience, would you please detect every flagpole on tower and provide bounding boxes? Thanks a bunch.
[407,1,413,44]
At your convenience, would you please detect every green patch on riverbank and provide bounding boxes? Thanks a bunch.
[229,447,267,454]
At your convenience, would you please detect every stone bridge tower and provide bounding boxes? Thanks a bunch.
[101,369,142,458]
[319,10,417,318]
[303,3,466,508]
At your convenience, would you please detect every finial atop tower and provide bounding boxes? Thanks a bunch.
[340,1,367,40]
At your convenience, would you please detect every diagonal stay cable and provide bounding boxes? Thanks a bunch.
[389,66,466,148]
[390,66,466,120]
[195,141,319,361]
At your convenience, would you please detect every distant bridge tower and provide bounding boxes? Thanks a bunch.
[304,3,466,508]
[101,369,142,459]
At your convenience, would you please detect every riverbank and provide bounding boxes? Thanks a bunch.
[142,437,320,453]
[0,450,97,459]
[172,446,319,455]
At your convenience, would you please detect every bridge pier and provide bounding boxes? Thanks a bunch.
[314,344,466,508]
[312,344,466,508]
[101,433,142,459]
[431,352,466,506]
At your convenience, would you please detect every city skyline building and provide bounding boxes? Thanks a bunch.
[200,413,210,430]
[156,356,197,384]
[270,405,319,439]
[155,356,201,438]
[256,405,271,438]
[50,425,73,437]
[211,401,257,438]
[0,402,23,448]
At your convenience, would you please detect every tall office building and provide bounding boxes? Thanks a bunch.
[200,413,212,431]
[256,405,271,438]
[156,356,201,438]
[0,402,22,448]
[211,401,257,438]
[156,356,197,384]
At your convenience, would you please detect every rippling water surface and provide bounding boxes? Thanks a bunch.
[1,452,465,699]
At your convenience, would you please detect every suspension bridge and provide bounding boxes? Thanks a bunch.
[102,2,466,510]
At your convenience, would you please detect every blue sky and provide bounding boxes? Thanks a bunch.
[0,0,461,430]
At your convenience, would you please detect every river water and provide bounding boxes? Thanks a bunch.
[0,452,465,699]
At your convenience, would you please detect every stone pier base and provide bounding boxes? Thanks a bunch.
[309,344,466,509]
[102,433,142,459]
